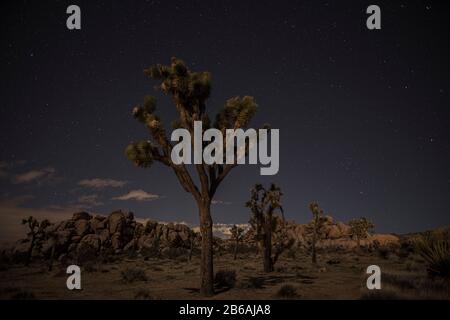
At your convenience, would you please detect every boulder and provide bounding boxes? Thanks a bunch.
[326,225,342,239]
[79,234,101,251]
[144,220,158,233]
[369,234,399,246]
[336,222,351,237]
[76,234,101,263]
[90,217,107,232]
[74,219,91,236]
[111,232,122,250]
[124,239,137,252]
[108,211,126,234]
[72,211,92,221]
[98,229,110,245]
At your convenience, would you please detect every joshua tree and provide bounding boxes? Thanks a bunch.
[230,225,245,260]
[306,202,326,265]
[46,229,59,271]
[246,183,288,272]
[21,216,49,266]
[348,217,374,248]
[125,57,263,296]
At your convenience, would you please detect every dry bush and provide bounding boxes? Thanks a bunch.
[121,267,148,283]
[214,270,236,288]
[414,228,450,278]
[239,277,265,289]
[378,272,450,299]
[134,289,154,300]
[276,284,298,299]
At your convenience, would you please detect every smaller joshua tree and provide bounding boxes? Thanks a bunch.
[21,216,50,266]
[230,225,245,260]
[348,217,375,248]
[246,183,290,272]
[306,202,327,265]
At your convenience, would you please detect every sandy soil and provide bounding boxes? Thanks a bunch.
[0,249,446,300]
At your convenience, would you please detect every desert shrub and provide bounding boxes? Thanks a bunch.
[382,273,417,290]
[214,270,236,288]
[134,289,154,300]
[240,277,265,289]
[377,246,390,259]
[121,267,148,283]
[392,239,413,259]
[414,228,450,278]
[405,262,421,272]
[276,284,298,299]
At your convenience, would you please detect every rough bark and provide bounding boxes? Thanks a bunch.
[263,215,273,272]
[199,201,214,296]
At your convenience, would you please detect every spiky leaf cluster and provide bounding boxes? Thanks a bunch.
[125,140,157,168]
[215,96,258,130]
[144,57,211,112]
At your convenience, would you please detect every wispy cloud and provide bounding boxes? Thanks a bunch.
[78,178,127,189]
[112,189,161,201]
[75,194,103,208]
[12,167,56,184]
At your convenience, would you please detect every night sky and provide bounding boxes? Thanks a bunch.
[1,0,449,240]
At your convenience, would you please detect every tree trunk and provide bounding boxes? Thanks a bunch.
[263,218,273,272]
[312,230,317,265]
[188,238,193,262]
[48,241,56,271]
[25,235,35,266]
[233,239,238,260]
[199,201,214,296]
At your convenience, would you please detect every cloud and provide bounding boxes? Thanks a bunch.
[75,194,103,208]
[12,167,56,184]
[211,199,232,205]
[78,178,127,189]
[112,189,160,201]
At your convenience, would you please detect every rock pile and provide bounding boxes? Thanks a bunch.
[11,210,199,263]
[242,215,399,250]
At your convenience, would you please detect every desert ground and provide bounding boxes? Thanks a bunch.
[1,247,448,300]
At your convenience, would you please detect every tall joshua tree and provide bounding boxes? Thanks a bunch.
[21,216,49,266]
[246,183,285,272]
[307,202,326,265]
[125,57,262,296]
[348,217,374,248]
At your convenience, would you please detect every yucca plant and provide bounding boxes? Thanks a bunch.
[414,228,450,278]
